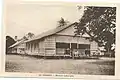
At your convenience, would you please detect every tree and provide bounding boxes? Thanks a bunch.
[57,17,69,27]
[23,36,28,40]
[22,32,35,40]
[74,6,116,53]
[24,32,35,40]
[6,36,16,53]
[27,32,35,39]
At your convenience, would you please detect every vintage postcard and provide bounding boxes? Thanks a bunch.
[0,0,120,79]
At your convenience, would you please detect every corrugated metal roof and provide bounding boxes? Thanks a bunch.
[25,22,90,43]
[9,39,25,48]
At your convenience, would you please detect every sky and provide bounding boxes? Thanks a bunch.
[5,1,84,39]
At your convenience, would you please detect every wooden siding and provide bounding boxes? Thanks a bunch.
[10,43,26,54]
[44,35,56,56]
[55,35,90,44]
[38,39,45,55]
[16,43,25,48]
[33,40,39,54]
[90,41,98,50]
[26,40,40,55]
[26,42,33,55]
[25,35,98,56]
[26,43,31,54]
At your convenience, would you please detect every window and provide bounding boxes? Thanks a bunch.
[71,43,77,49]
[56,42,70,48]
[56,42,70,55]
[78,44,90,49]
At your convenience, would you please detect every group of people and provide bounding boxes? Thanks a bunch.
[65,48,91,57]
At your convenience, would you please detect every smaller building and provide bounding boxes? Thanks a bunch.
[9,40,26,54]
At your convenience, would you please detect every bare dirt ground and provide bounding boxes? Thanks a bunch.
[5,54,115,75]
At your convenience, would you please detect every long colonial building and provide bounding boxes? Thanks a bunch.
[25,23,99,58]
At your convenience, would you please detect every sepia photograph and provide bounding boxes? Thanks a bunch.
[4,0,117,77]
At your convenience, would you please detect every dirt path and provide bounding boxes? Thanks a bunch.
[5,54,115,75]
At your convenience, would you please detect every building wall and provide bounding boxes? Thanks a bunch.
[26,35,98,56]
[26,36,56,56]
[26,40,41,55]
[32,40,39,55]
[38,39,45,56]
[43,35,91,56]
[17,43,25,48]
[43,35,90,56]
[90,41,98,55]
[26,42,32,55]
[17,43,25,54]
[10,43,26,54]
[55,35,91,56]
[55,35,90,44]
[44,35,56,56]
[11,48,17,53]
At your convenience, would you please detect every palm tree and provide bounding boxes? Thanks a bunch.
[22,32,35,40]
[27,32,35,39]
[57,17,69,27]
